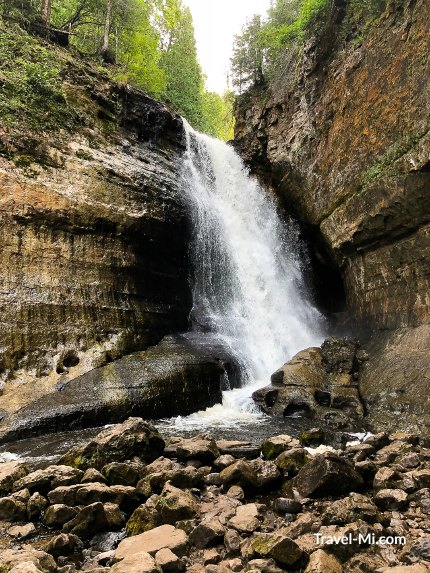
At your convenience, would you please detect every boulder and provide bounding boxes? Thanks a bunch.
[253,340,365,424]
[13,465,83,494]
[0,549,56,573]
[155,548,185,572]
[0,461,29,496]
[63,501,109,538]
[304,549,342,573]
[249,458,281,490]
[261,435,300,460]
[189,518,225,548]
[45,532,84,557]
[59,418,165,470]
[274,498,302,514]
[248,531,303,566]
[171,435,220,463]
[111,551,161,573]
[27,492,48,521]
[293,452,363,498]
[115,524,188,558]
[321,493,379,525]
[228,504,262,534]
[0,494,28,521]
[274,448,309,477]
[102,462,140,486]
[374,488,408,510]
[43,504,77,527]
[220,460,258,492]
[7,523,36,540]
[155,482,199,524]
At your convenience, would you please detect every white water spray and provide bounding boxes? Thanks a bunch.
[169,123,324,427]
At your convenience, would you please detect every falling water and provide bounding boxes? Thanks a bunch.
[164,123,324,430]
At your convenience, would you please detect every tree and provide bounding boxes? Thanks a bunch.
[231,15,264,94]
[41,0,53,26]
[159,3,204,129]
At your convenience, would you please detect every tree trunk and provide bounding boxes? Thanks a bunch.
[100,0,112,60]
[41,0,52,26]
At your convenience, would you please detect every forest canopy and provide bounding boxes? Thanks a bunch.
[1,0,234,140]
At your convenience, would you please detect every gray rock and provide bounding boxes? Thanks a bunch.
[293,452,363,498]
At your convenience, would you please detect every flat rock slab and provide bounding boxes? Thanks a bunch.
[115,524,188,558]
[0,334,238,443]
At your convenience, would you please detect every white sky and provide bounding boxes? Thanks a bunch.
[185,0,271,94]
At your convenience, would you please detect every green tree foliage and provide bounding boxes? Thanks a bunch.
[231,0,388,94]
[0,0,234,139]
[159,4,203,129]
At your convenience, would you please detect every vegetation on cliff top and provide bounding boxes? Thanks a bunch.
[0,0,234,140]
[231,0,388,93]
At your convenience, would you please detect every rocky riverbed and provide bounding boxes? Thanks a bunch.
[0,418,429,572]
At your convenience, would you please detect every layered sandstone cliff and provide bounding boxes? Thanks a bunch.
[234,0,430,433]
[0,47,193,416]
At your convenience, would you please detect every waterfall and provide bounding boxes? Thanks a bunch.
[177,122,324,424]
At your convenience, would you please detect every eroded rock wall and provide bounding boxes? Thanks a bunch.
[234,0,430,433]
[0,65,191,398]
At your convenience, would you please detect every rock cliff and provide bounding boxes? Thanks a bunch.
[0,38,193,417]
[234,0,430,434]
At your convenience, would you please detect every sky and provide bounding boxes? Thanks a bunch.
[185,0,272,94]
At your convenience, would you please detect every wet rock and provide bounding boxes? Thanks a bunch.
[363,432,390,450]
[102,462,139,486]
[90,531,126,552]
[274,498,302,514]
[261,435,301,460]
[155,482,199,524]
[374,489,408,510]
[45,532,84,557]
[294,452,363,498]
[63,501,109,538]
[228,503,262,533]
[205,473,222,486]
[8,523,36,540]
[304,549,342,573]
[27,492,48,521]
[220,460,258,492]
[13,465,83,494]
[59,418,165,470]
[189,518,225,548]
[115,524,188,558]
[155,547,185,572]
[43,504,77,527]
[0,461,29,496]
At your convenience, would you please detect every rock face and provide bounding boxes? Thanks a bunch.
[234,0,430,434]
[0,335,236,442]
[0,44,191,412]
[253,338,365,428]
